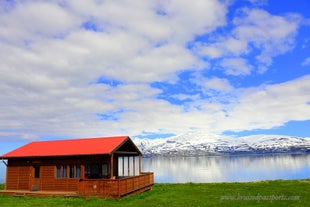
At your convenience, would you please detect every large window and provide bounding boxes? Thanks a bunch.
[118,156,139,177]
[102,163,109,177]
[85,163,109,179]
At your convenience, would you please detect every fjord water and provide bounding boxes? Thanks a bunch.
[142,154,310,183]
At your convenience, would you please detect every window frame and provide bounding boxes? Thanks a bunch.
[56,164,81,179]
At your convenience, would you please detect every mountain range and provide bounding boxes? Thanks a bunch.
[133,131,310,155]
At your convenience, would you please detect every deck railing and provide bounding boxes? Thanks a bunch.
[78,172,154,198]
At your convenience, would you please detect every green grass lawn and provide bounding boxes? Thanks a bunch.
[1,180,309,207]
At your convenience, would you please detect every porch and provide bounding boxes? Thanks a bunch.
[78,172,154,198]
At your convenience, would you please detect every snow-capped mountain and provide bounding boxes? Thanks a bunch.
[133,131,310,155]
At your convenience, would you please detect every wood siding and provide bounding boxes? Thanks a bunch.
[6,164,80,192]
[6,166,30,190]
[34,166,80,192]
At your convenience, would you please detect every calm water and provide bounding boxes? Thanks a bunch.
[142,154,310,183]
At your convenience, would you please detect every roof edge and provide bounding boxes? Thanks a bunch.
[112,136,142,155]
[1,135,132,158]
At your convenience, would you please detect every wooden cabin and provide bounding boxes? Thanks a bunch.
[0,136,154,198]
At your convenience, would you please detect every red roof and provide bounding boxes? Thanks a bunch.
[0,136,132,158]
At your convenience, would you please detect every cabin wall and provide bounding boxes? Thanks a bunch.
[6,155,110,192]
[39,165,80,192]
[6,165,31,190]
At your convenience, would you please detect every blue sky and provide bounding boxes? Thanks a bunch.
[0,0,310,153]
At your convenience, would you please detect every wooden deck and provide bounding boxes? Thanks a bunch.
[78,172,154,198]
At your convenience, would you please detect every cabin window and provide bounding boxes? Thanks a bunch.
[85,163,99,178]
[85,163,109,178]
[69,165,81,178]
[56,165,61,178]
[76,165,81,178]
[70,165,74,178]
[56,165,67,178]
[57,164,80,179]
[118,156,139,177]
[62,165,67,178]
[34,166,40,178]
[102,163,109,177]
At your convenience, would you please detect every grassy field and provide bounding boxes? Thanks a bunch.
[0,180,309,207]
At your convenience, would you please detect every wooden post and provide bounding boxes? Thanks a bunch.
[110,154,114,179]
[122,156,125,176]
[139,155,142,175]
[127,156,130,176]
[133,156,135,176]
[81,164,85,179]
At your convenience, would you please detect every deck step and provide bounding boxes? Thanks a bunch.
[63,194,79,197]
[14,193,25,197]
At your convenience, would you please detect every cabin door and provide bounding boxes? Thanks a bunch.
[30,166,41,191]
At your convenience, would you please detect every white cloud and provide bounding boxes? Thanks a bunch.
[197,37,248,58]
[301,57,310,66]
[0,0,225,84]
[0,131,39,142]
[247,0,268,6]
[217,75,310,132]
[0,2,79,43]
[0,0,229,140]
[221,58,252,75]
[196,45,223,59]
[196,8,301,74]
[66,0,227,44]
[0,0,308,141]
[193,76,233,93]
[127,44,204,82]
[233,9,301,66]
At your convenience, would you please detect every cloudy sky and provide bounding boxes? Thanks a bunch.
[0,0,310,149]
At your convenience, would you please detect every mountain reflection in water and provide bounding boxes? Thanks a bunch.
[142,154,310,183]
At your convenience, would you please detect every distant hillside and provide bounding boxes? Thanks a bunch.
[134,131,310,155]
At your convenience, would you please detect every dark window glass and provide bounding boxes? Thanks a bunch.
[69,165,75,178]
[102,164,109,177]
[76,165,81,178]
[62,165,67,178]
[85,164,91,178]
[34,166,40,178]
[56,165,61,178]
[85,163,101,178]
